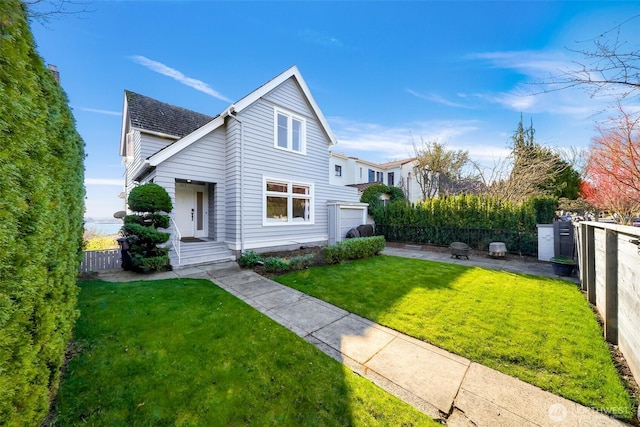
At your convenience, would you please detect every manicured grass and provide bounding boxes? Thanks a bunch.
[276,255,636,420]
[49,278,439,426]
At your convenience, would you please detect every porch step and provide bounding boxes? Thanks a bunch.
[169,241,236,267]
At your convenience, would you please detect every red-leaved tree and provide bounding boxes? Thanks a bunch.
[583,104,640,223]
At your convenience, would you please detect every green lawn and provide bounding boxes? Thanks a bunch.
[275,255,636,420]
[49,278,439,426]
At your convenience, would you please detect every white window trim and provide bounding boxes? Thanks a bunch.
[263,176,314,226]
[335,165,342,177]
[273,108,306,155]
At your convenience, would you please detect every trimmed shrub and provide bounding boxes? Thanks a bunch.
[324,236,386,264]
[263,257,291,272]
[238,251,263,268]
[289,253,314,270]
[0,2,85,425]
[127,182,173,213]
[123,183,173,272]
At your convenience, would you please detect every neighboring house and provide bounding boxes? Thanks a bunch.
[330,152,423,203]
[119,66,362,266]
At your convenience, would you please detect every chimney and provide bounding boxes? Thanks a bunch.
[47,64,60,84]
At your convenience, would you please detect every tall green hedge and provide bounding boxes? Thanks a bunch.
[373,194,557,231]
[372,194,558,255]
[0,2,85,425]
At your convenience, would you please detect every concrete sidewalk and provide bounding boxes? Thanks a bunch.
[98,250,627,426]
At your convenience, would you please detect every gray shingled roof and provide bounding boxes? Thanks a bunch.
[125,90,216,138]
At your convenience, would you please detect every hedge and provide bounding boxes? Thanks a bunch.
[373,194,557,231]
[0,2,85,425]
[324,236,386,264]
[371,194,557,255]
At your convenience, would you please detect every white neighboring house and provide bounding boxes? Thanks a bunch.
[119,66,363,266]
[329,152,424,203]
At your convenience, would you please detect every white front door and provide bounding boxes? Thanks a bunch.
[175,183,208,238]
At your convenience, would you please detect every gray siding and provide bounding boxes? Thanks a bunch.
[155,128,227,241]
[265,78,314,119]
[223,77,359,251]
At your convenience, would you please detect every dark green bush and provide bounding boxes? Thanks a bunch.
[122,222,171,245]
[525,196,558,224]
[0,2,85,424]
[238,251,263,268]
[361,184,406,218]
[123,184,173,272]
[324,236,386,264]
[127,182,173,213]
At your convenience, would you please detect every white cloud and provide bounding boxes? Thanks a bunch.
[406,89,471,108]
[465,49,620,117]
[85,178,123,186]
[467,50,569,77]
[81,107,121,116]
[131,55,232,102]
[327,116,508,165]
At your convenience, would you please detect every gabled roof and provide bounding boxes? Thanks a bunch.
[347,182,384,192]
[125,90,216,138]
[379,158,416,168]
[144,65,337,168]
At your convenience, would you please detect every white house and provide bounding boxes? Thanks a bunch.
[329,152,423,203]
[119,66,364,266]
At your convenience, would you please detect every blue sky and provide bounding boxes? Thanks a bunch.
[30,1,639,218]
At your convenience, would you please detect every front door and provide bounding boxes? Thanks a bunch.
[175,182,208,238]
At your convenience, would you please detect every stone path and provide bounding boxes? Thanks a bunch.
[98,249,628,426]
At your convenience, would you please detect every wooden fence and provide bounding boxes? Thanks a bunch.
[80,249,121,272]
[575,221,640,384]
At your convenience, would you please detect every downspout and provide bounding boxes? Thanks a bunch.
[228,107,245,254]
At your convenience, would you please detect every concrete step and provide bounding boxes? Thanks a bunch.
[169,241,236,267]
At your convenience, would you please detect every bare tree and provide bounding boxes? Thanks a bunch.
[24,0,93,23]
[539,15,640,101]
[412,138,471,200]
[473,118,576,203]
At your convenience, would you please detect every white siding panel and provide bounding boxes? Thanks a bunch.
[224,88,358,250]
[141,134,173,160]
[264,78,313,119]
[158,129,226,183]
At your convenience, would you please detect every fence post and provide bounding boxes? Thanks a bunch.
[585,225,596,304]
[604,229,618,344]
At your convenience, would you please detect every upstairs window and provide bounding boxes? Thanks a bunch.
[335,165,342,177]
[376,171,383,182]
[368,169,375,182]
[388,172,395,186]
[275,109,305,154]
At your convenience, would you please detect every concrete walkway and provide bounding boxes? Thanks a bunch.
[98,248,628,426]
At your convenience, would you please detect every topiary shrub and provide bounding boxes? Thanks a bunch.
[127,182,172,213]
[123,183,173,272]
